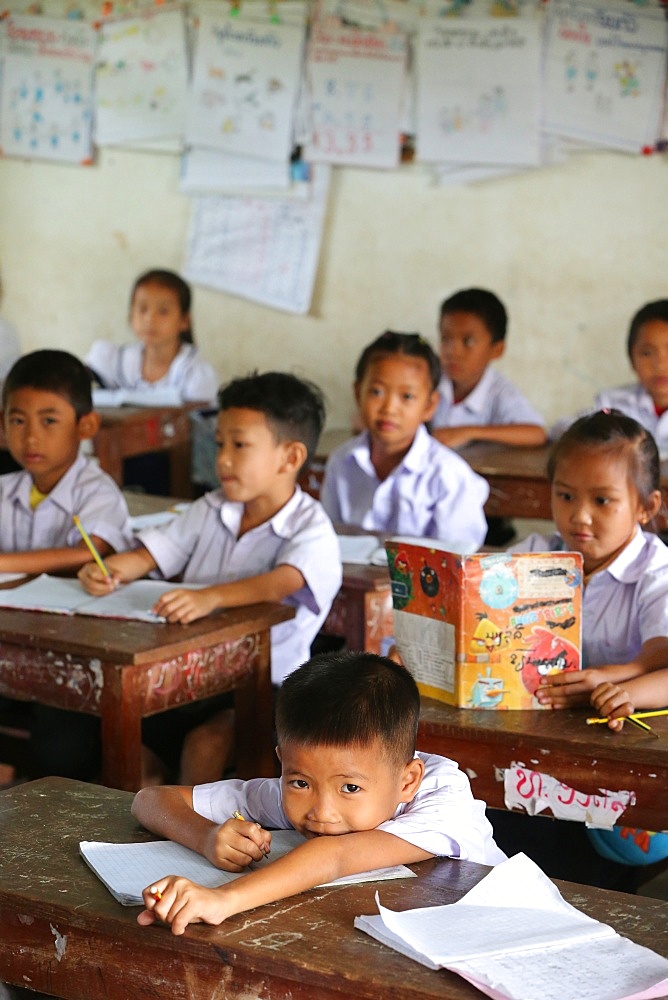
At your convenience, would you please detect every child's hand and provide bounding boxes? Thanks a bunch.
[77,561,120,595]
[432,426,473,450]
[138,877,229,936]
[591,681,634,732]
[201,816,271,871]
[153,587,218,624]
[535,668,600,707]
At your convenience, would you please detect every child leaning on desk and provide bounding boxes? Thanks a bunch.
[79,371,342,785]
[131,651,507,936]
[0,349,133,779]
[320,330,489,553]
[504,409,668,877]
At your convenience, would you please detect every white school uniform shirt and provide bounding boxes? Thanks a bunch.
[594,383,668,458]
[85,340,218,404]
[0,454,133,554]
[512,528,668,668]
[320,424,489,553]
[193,750,506,866]
[137,487,342,685]
[432,367,546,430]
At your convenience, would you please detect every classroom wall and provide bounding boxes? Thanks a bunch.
[0,147,666,430]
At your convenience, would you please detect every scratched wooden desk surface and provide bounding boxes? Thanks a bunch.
[2,777,668,1000]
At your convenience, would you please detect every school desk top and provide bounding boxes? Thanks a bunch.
[1,777,667,1000]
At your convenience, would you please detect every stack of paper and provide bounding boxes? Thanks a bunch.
[92,388,183,408]
[354,853,668,1000]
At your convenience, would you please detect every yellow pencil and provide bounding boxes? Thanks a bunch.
[232,810,268,858]
[587,709,668,724]
[626,716,653,733]
[72,515,110,578]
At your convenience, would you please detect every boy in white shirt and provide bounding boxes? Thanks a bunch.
[80,371,342,784]
[132,651,506,936]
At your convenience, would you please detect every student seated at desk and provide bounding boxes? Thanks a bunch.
[0,349,133,781]
[79,372,342,785]
[320,331,489,553]
[492,410,668,888]
[132,651,506,935]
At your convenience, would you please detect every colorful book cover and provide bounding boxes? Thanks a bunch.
[385,539,583,709]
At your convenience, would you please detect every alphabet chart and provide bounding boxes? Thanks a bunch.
[0,15,95,163]
[94,8,188,146]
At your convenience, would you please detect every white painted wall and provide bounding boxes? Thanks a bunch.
[0,147,666,430]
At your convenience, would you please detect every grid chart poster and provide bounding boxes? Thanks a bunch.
[415,16,543,167]
[0,15,95,163]
[94,9,188,146]
[306,22,407,169]
[184,165,330,315]
[542,1,668,152]
[187,12,306,162]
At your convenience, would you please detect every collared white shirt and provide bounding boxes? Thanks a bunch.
[512,528,668,667]
[193,750,507,867]
[594,383,668,458]
[0,454,133,554]
[321,424,489,553]
[85,340,218,404]
[137,487,342,685]
[432,367,545,429]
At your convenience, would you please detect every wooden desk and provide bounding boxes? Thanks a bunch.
[460,442,552,520]
[0,602,293,791]
[418,698,668,833]
[322,562,393,654]
[2,777,667,1000]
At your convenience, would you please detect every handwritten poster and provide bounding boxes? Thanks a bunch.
[542,1,668,152]
[415,16,542,166]
[186,11,306,162]
[0,15,95,163]
[94,8,188,146]
[184,165,330,315]
[305,21,407,169]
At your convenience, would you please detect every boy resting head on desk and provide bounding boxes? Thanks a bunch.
[132,651,506,936]
[79,371,342,784]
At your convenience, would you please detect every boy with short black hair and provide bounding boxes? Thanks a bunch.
[431,287,547,450]
[132,651,506,936]
[80,371,342,783]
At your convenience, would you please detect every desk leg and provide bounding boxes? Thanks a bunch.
[100,663,143,791]
[233,628,277,779]
[92,426,123,486]
[169,440,193,498]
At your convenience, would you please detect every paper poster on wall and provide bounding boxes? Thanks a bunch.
[415,15,542,166]
[0,15,95,163]
[186,10,306,162]
[94,8,188,147]
[542,1,668,152]
[305,20,407,169]
[184,165,330,315]
[180,147,291,194]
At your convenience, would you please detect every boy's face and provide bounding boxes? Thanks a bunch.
[439,311,504,402]
[630,319,668,411]
[355,354,438,456]
[278,739,422,838]
[130,282,190,351]
[215,407,296,506]
[2,387,96,494]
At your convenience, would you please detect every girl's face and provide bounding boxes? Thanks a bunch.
[355,354,438,456]
[130,281,190,352]
[551,445,659,577]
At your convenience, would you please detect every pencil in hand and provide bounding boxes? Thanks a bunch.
[73,516,110,578]
[231,810,269,859]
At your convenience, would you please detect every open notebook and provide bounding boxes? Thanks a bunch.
[354,853,668,1000]
[79,834,415,905]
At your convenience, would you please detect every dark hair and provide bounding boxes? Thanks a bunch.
[627,299,668,358]
[131,269,194,344]
[2,350,92,420]
[439,288,507,344]
[354,331,441,392]
[276,651,420,766]
[218,371,325,468]
[548,409,660,505]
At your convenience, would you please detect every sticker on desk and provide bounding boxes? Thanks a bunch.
[504,764,636,829]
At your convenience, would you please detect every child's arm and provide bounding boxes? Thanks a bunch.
[77,545,158,594]
[0,535,116,576]
[138,828,433,936]
[590,672,668,730]
[151,564,306,625]
[431,423,547,450]
[131,785,270,869]
[536,637,668,708]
